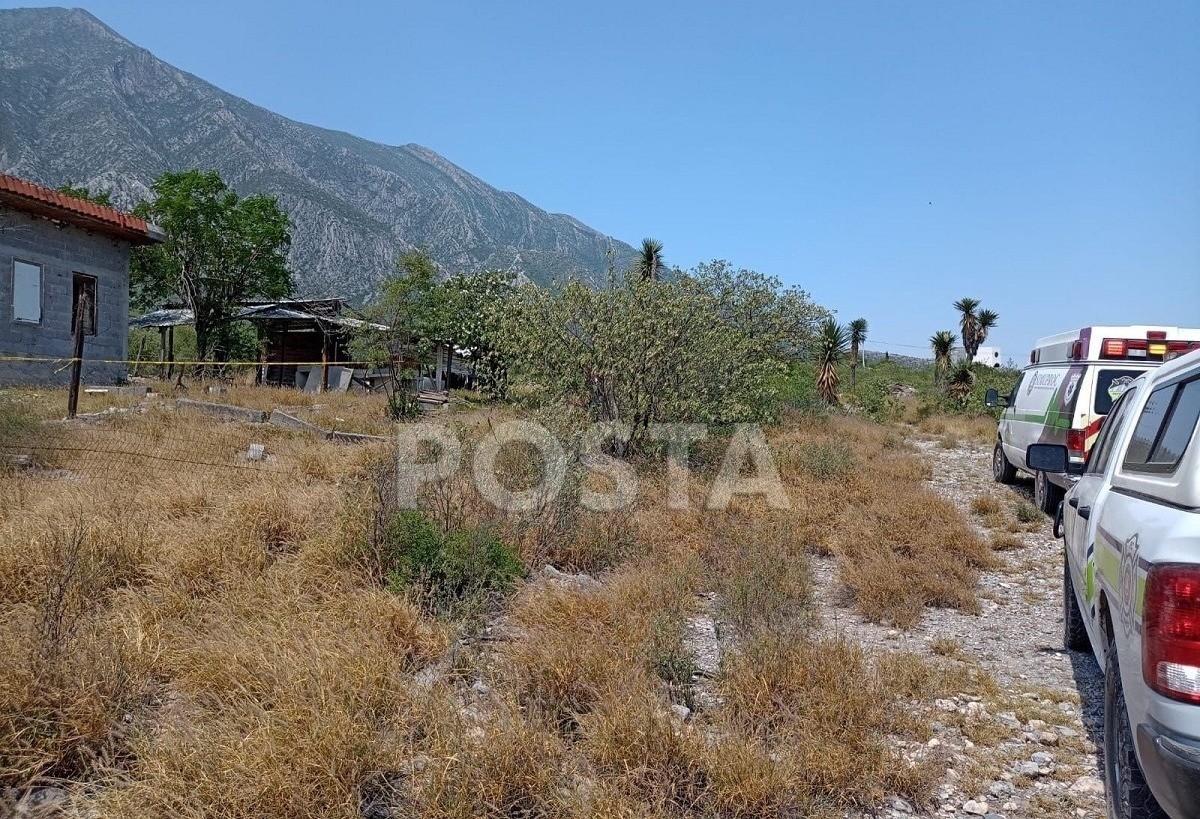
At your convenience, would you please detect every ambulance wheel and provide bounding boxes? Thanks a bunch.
[992,442,1017,484]
[1063,553,1092,653]
[1035,470,1063,514]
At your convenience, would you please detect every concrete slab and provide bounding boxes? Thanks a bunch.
[176,398,266,424]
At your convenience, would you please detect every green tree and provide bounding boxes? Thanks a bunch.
[848,317,868,389]
[131,169,293,363]
[501,271,781,453]
[633,238,666,282]
[814,319,849,406]
[57,183,112,206]
[686,260,829,358]
[930,330,957,386]
[434,269,514,399]
[353,249,444,418]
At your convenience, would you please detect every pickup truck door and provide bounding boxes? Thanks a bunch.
[1064,387,1139,621]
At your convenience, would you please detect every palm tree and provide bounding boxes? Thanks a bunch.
[977,309,999,349]
[953,297,981,359]
[947,362,977,405]
[930,330,957,386]
[815,318,849,406]
[634,238,665,282]
[848,318,868,390]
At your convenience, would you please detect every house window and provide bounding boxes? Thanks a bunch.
[72,273,98,336]
[12,260,42,324]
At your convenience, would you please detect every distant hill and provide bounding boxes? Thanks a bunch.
[0,7,637,300]
[864,350,930,369]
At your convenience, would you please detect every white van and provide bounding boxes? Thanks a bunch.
[987,326,1200,513]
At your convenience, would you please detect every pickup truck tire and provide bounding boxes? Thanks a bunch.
[1063,555,1092,652]
[992,442,1017,484]
[1035,470,1064,515]
[1104,641,1168,819]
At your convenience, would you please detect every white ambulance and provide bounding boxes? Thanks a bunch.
[987,326,1200,513]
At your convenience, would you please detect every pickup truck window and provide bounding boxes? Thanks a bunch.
[1086,387,1137,475]
[1123,378,1200,473]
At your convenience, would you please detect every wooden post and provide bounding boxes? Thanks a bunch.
[278,325,288,387]
[320,332,330,393]
[158,327,168,379]
[67,294,89,419]
[166,326,175,381]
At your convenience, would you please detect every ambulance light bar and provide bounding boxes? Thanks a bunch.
[1101,336,1200,362]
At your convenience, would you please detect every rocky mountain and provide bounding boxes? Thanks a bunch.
[0,7,636,299]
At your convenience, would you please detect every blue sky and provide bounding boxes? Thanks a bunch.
[6,1,1198,360]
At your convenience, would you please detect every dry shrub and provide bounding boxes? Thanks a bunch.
[833,475,996,629]
[764,415,993,627]
[794,439,857,480]
[991,533,1025,551]
[1014,500,1040,524]
[0,512,153,783]
[717,635,936,807]
[411,704,568,818]
[918,414,996,445]
[100,576,445,819]
[579,693,706,807]
[501,557,696,731]
[971,495,1002,516]
[705,514,813,634]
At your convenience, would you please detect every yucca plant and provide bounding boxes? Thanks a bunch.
[947,362,977,405]
[634,238,665,282]
[930,330,957,386]
[953,297,981,359]
[977,309,999,350]
[848,318,868,390]
[814,318,849,406]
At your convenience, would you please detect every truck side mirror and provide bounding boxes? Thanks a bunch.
[1027,444,1069,473]
[984,388,1008,408]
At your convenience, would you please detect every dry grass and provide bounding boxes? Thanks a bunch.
[970,495,1002,516]
[0,386,997,816]
[771,416,994,628]
[915,414,997,445]
[991,533,1026,552]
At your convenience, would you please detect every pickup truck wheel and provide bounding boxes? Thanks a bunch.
[1103,641,1167,819]
[1035,470,1064,514]
[992,442,1017,484]
[1063,553,1092,653]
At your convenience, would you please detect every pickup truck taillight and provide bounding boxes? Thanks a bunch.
[1144,564,1200,705]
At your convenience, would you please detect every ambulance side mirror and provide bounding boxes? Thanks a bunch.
[1027,444,1068,474]
[984,388,1009,408]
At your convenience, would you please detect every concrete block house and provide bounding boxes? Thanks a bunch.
[0,173,162,385]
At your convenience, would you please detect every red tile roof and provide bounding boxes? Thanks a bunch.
[0,172,163,244]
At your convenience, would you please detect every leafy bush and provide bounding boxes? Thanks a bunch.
[383,511,523,616]
[500,267,826,452]
[852,380,903,422]
[1014,501,1040,524]
[797,440,857,481]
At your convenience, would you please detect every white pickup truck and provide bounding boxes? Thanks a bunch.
[1028,348,1200,819]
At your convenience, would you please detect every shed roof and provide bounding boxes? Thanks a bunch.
[0,172,164,244]
[129,301,388,331]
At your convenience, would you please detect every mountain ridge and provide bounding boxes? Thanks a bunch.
[0,6,636,300]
